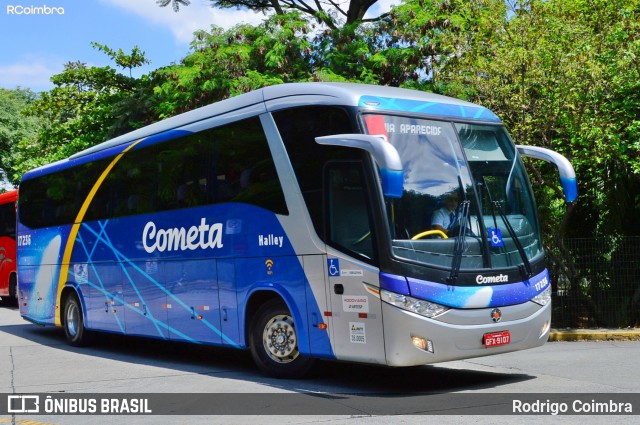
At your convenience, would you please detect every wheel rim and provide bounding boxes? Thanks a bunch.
[262,314,299,364]
[66,302,79,337]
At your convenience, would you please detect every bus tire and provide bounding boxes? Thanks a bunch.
[8,274,17,305]
[63,294,94,347]
[249,298,314,378]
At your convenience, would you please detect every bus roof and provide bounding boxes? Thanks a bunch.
[22,83,501,180]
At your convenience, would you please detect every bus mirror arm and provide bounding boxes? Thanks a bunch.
[517,145,578,203]
[316,134,404,198]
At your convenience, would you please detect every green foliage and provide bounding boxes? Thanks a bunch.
[151,13,313,117]
[7,0,640,244]
[417,0,640,321]
[157,0,191,12]
[434,0,640,239]
[90,42,151,77]
[209,0,385,28]
[308,0,507,87]
[0,88,40,185]
[3,0,639,326]
[312,23,385,84]
[384,0,507,89]
[8,45,151,181]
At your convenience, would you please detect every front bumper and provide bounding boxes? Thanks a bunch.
[382,300,551,366]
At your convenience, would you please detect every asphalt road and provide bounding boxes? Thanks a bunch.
[0,301,639,425]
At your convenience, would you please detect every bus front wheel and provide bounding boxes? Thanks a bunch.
[249,299,314,378]
[63,294,94,347]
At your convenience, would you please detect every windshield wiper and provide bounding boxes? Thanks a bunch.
[480,178,532,279]
[479,178,500,232]
[494,201,533,278]
[446,200,470,285]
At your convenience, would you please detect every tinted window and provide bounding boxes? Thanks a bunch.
[0,202,16,238]
[273,106,358,241]
[19,158,111,228]
[325,162,375,261]
[20,117,287,229]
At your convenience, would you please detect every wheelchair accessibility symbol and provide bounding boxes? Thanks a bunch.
[489,228,504,247]
[327,258,340,277]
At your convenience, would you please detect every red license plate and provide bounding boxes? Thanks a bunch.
[483,330,511,347]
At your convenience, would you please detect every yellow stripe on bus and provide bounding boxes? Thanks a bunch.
[54,138,145,326]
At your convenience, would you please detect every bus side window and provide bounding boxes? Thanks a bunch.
[325,161,375,261]
[273,105,358,242]
[0,203,15,238]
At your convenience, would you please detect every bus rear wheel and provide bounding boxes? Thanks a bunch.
[8,274,17,306]
[63,294,94,347]
[249,299,314,378]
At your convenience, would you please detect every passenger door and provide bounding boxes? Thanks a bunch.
[323,162,386,364]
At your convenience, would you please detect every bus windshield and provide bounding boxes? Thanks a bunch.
[364,114,542,276]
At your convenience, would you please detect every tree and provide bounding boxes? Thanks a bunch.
[90,42,151,77]
[156,0,386,28]
[151,13,314,117]
[151,0,508,87]
[0,88,40,185]
[11,0,638,326]
[434,0,640,238]
[423,0,640,325]
[211,0,385,28]
[10,45,151,179]
[313,0,507,86]
[156,0,191,12]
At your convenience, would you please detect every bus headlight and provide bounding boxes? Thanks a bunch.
[531,286,552,306]
[381,290,449,318]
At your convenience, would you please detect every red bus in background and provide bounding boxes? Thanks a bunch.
[0,190,17,304]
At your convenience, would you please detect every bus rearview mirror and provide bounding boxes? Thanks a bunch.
[517,145,578,203]
[315,134,404,198]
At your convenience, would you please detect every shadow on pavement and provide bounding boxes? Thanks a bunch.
[1,317,534,396]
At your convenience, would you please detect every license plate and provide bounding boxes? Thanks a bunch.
[483,330,511,347]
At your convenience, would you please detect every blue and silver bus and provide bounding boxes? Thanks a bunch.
[17,83,576,378]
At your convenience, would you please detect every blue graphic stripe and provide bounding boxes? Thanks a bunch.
[382,269,550,309]
[69,272,198,343]
[359,96,501,122]
[73,223,199,342]
[407,269,550,308]
[92,221,166,338]
[77,220,240,348]
[561,176,578,203]
[75,230,125,334]
[130,129,192,151]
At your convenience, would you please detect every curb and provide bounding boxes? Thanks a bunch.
[549,329,640,342]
